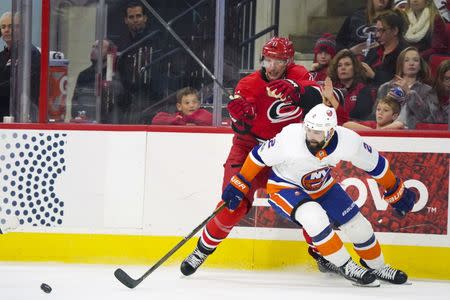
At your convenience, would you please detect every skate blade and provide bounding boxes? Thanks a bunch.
[352,279,381,287]
[379,280,412,285]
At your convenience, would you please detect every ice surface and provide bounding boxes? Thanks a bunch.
[1,263,449,300]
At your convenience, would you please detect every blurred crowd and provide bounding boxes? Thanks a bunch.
[310,0,449,130]
[0,0,448,130]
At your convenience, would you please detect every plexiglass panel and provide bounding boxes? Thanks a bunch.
[48,0,234,126]
[0,0,41,123]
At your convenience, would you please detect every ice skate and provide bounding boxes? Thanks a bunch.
[308,247,340,274]
[339,259,379,287]
[360,259,408,284]
[180,242,214,276]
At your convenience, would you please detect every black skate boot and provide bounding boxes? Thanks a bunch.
[339,258,380,287]
[180,241,214,276]
[360,259,408,284]
[308,247,339,274]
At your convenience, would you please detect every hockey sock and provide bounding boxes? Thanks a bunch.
[295,202,350,267]
[339,213,385,269]
[200,199,249,250]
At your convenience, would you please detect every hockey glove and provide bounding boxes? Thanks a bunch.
[222,173,251,210]
[228,96,255,122]
[227,96,255,134]
[383,178,416,217]
[267,79,303,103]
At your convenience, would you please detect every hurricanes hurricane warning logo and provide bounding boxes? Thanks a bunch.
[266,86,302,123]
[267,100,302,123]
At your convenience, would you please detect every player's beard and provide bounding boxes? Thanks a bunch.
[306,138,325,155]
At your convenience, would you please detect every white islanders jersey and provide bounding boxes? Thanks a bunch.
[249,123,388,198]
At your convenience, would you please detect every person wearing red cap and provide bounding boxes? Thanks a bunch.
[180,36,331,276]
[310,33,337,86]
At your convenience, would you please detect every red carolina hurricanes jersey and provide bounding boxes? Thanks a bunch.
[234,64,316,140]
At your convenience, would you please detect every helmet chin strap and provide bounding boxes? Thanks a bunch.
[323,128,335,147]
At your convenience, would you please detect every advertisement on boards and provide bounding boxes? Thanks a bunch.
[238,152,449,235]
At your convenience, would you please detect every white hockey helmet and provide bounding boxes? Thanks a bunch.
[304,104,337,144]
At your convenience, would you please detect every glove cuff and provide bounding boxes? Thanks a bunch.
[230,173,251,194]
[285,79,303,103]
[231,120,252,135]
[383,178,405,204]
[284,79,299,91]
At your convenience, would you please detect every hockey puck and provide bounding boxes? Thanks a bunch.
[40,283,52,293]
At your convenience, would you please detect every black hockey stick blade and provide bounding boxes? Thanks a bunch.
[114,268,143,289]
[114,202,227,289]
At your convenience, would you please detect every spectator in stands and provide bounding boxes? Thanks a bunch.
[336,0,394,55]
[343,95,403,129]
[327,49,375,124]
[422,10,449,61]
[0,11,40,122]
[432,59,450,124]
[71,39,124,123]
[403,0,438,53]
[116,0,163,124]
[422,1,449,72]
[362,10,408,88]
[117,1,154,52]
[0,12,13,119]
[377,46,439,129]
[433,0,450,23]
[151,87,212,126]
[310,33,336,86]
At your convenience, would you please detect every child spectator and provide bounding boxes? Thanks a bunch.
[310,33,336,86]
[151,87,212,126]
[327,49,375,124]
[432,59,450,124]
[343,95,403,129]
[377,46,439,129]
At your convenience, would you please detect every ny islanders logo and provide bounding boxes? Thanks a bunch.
[267,100,302,123]
[301,167,332,191]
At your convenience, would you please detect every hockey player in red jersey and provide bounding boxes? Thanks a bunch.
[180,36,325,276]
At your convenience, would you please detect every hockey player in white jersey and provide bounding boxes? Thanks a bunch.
[221,103,416,287]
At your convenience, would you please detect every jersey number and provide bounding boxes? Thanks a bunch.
[363,142,372,153]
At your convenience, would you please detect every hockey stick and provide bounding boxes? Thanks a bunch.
[114,202,227,289]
